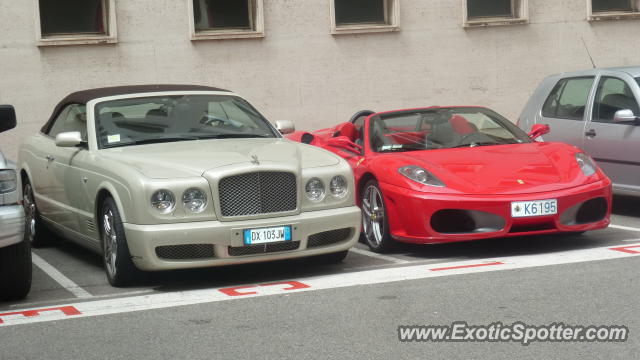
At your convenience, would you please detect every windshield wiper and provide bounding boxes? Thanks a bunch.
[195,133,273,139]
[378,145,426,153]
[105,136,200,147]
[450,141,508,149]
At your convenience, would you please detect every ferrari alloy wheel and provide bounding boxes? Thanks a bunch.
[101,197,139,287]
[22,180,53,247]
[361,180,394,253]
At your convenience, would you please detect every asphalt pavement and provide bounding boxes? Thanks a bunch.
[0,195,638,359]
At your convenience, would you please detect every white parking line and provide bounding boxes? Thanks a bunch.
[349,247,410,264]
[610,224,640,232]
[3,242,639,327]
[32,253,93,299]
[7,290,153,309]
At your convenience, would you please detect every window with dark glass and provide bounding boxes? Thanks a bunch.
[467,0,514,19]
[542,77,594,120]
[39,0,107,36]
[334,0,387,25]
[193,0,253,31]
[592,0,634,12]
[592,77,640,123]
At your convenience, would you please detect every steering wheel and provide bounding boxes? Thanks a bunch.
[457,131,491,146]
[200,115,244,129]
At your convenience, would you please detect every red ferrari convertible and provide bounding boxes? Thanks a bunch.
[286,107,612,252]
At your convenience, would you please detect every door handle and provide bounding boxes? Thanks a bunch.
[46,155,55,162]
[585,129,596,138]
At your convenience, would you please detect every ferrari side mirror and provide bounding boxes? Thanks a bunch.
[528,123,550,140]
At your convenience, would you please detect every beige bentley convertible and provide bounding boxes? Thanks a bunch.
[18,85,361,286]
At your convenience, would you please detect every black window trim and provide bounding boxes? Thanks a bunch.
[35,0,118,46]
[189,0,265,40]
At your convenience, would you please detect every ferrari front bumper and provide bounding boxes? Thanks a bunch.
[378,179,612,244]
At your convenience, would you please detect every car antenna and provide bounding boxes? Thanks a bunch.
[581,37,597,69]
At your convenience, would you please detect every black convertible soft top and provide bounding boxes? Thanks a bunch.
[41,84,230,133]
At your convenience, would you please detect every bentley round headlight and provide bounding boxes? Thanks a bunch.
[151,189,175,213]
[329,175,348,198]
[305,178,325,202]
[182,188,207,213]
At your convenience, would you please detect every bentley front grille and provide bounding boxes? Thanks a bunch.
[228,241,301,256]
[218,171,297,217]
[307,228,353,248]
[155,244,215,260]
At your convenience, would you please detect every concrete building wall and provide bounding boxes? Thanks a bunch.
[1,0,639,158]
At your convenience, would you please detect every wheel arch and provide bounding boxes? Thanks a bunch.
[19,165,33,187]
[19,166,34,204]
[357,172,377,206]
[95,182,128,224]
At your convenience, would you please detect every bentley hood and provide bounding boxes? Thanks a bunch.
[99,138,340,178]
[384,143,593,195]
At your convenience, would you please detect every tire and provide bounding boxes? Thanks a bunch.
[0,239,32,301]
[23,180,55,248]
[360,179,395,253]
[314,250,349,264]
[100,197,140,287]
[563,231,586,237]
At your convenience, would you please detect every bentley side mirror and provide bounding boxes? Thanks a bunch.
[0,105,17,134]
[528,123,550,140]
[613,109,637,123]
[55,132,85,148]
[326,136,363,153]
[275,120,295,135]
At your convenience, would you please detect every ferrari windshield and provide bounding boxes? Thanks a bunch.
[371,107,531,153]
[95,95,278,149]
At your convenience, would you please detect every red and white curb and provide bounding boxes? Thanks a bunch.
[1,242,639,328]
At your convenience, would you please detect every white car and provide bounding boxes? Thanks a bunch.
[18,85,361,286]
[0,105,30,300]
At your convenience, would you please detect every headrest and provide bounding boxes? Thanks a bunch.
[334,122,358,142]
[448,114,475,135]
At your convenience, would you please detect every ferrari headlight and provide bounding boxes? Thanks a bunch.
[576,153,597,177]
[398,165,445,187]
[182,188,207,213]
[0,169,17,194]
[305,177,325,202]
[329,175,348,198]
[151,189,175,213]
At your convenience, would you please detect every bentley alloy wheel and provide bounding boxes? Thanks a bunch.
[100,197,139,286]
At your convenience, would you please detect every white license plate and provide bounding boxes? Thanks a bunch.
[511,199,558,218]
[243,226,292,245]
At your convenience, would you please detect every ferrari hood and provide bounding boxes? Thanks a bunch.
[394,143,584,195]
[99,138,340,178]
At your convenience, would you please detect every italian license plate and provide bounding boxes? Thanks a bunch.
[511,199,558,218]
[244,226,292,245]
